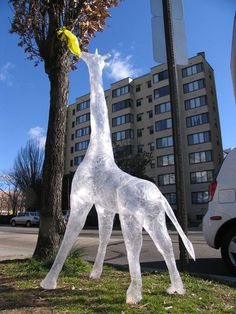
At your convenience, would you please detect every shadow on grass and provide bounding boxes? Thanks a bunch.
[0,281,127,313]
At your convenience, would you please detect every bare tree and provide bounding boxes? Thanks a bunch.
[0,173,24,216]
[112,140,153,181]
[12,139,44,211]
[10,0,123,259]
[115,150,154,181]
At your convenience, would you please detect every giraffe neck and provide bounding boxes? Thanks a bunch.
[88,66,114,159]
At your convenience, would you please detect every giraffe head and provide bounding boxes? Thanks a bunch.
[80,49,111,71]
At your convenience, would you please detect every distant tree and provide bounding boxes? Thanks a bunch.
[10,0,123,259]
[113,142,153,181]
[12,139,44,211]
[0,173,24,215]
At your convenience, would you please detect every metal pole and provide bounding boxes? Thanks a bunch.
[162,0,189,271]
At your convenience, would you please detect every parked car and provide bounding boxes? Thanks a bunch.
[10,212,40,227]
[203,147,236,274]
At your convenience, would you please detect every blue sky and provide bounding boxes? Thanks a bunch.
[0,0,235,172]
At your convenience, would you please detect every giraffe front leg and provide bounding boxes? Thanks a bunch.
[40,201,92,290]
[120,214,143,304]
[90,208,115,280]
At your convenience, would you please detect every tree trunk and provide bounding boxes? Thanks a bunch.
[33,52,69,259]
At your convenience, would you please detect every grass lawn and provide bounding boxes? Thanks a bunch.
[0,253,236,313]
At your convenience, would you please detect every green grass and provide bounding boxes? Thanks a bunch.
[0,253,236,313]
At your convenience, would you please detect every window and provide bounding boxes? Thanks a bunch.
[164,193,176,205]
[112,114,133,127]
[137,129,142,137]
[137,113,143,122]
[192,191,209,204]
[75,126,91,138]
[183,79,205,93]
[70,147,74,154]
[136,98,142,107]
[147,95,153,103]
[76,113,90,124]
[77,100,90,111]
[112,129,134,141]
[74,155,84,166]
[182,63,204,77]
[156,136,173,148]
[189,150,213,164]
[137,145,144,153]
[70,160,73,167]
[72,121,75,128]
[185,95,207,110]
[72,109,75,115]
[151,159,155,168]
[147,80,152,88]
[158,173,175,186]
[149,142,155,151]
[154,85,170,99]
[155,118,172,131]
[147,110,153,118]
[112,99,132,112]
[186,112,209,127]
[153,70,168,83]
[188,131,211,145]
[136,84,141,92]
[71,133,74,140]
[75,140,89,151]
[155,102,171,114]
[148,126,154,134]
[157,154,175,166]
[113,145,133,156]
[190,170,214,184]
[112,85,131,98]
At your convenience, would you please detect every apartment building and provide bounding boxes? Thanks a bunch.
[64,52,223,223]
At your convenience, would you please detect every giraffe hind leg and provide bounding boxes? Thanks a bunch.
[144,213,185,295]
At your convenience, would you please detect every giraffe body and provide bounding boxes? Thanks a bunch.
[40,51,195,304]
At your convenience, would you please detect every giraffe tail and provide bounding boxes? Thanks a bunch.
[161,198,196,261]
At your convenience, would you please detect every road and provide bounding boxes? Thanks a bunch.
[0,226,232,278]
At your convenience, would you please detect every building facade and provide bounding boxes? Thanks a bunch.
[65,52,223,223]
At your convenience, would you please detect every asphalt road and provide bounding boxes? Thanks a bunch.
[0,226,233,278]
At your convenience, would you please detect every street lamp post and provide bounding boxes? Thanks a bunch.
[151,0,189,270]
[162,0,188,271]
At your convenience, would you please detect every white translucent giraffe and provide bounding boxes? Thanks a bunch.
[40,50,195,304]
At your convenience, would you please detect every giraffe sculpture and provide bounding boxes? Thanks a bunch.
[40,50,195,304]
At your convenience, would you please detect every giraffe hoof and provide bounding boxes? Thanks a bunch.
[126,293,142,304]
[89,269,102,280]
[40,278,57,290]
[166,285,186,295]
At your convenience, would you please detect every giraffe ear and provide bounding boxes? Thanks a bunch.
[102,53,111,61]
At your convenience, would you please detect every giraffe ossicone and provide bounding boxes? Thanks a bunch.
[40,50,195,304]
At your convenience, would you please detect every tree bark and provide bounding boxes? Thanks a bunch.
[33,50,70,259]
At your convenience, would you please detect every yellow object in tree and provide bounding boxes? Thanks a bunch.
[57,27,81,56]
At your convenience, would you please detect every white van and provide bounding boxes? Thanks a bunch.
[203,147,236,274]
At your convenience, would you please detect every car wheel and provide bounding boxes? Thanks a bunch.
[221,227,236,274]
[26,220,31,227]
[11,220,16,227]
